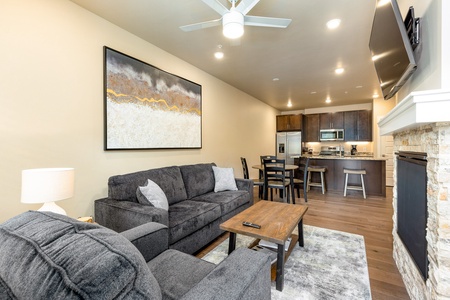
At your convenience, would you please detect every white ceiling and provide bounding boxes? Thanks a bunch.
[70,0,382,111]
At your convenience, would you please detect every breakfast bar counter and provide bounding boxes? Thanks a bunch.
[308,155,386,161]
[298,155,386,197]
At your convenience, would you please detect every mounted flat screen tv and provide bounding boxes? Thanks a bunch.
[369,0,417,100]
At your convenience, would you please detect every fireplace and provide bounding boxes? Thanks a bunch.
[378,91,450,299]
[396,151,428,280]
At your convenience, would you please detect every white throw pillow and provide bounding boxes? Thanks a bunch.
[212,166,238,193]
[136,179,169,210]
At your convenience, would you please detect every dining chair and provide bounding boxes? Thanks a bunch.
[293,156,310,203]
[260,155,277,196]
[260,155,277,164]
[262,158,291,203]
[240,157,264,198]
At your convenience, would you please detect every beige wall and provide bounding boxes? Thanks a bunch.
[0,0,278,222]
[373,97,396,157]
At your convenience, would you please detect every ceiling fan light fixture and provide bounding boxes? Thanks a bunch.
[223,10,244,39]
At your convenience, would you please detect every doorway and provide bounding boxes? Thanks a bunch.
[380,135,394,186]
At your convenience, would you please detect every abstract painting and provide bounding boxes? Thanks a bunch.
[104,47,202,150]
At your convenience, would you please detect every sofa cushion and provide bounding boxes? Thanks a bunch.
[179,163,216,199]
[148,249,215,300]
[109,166,188,205]
[168,200,221,244]
[192,190,250,215]
[0,211,161,300]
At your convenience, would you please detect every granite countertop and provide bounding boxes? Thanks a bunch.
[304,154,386,161]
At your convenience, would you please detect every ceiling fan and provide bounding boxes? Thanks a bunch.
[180,0,292,39]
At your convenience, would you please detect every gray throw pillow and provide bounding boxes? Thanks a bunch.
[212,166,238,192]
[136,179,169,210]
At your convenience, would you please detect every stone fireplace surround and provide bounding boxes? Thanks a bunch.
[379,90,450,299]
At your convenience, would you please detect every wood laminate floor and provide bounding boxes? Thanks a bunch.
[196,186,410,300]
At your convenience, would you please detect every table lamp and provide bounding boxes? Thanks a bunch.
[21,168,74,215]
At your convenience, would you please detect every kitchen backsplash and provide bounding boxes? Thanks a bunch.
[304,141,373,156]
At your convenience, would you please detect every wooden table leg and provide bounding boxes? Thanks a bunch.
[298,219,304,247]
[276,242,285,291]
[228,232,237,254]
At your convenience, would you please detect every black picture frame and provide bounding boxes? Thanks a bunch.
[103,47,202,150]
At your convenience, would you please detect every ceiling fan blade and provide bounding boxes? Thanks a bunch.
[180,18,222,32]
[244,15,292,28]
[202,0,229,16]
[235,0,260,15]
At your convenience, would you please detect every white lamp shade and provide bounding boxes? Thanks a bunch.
[223,10,244,39]
[21,168,74,204]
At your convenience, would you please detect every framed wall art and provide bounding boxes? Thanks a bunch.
[104,47,202,150]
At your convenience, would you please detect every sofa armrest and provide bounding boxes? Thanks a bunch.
[95,198,169,233]
[236,178,253,200]
[180,248,271,300]
[121,222,169,262]
[236,178,253,192]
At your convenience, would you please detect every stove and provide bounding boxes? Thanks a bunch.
[319,146,344,156]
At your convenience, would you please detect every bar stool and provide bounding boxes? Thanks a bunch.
[307,166,326,194]
[343,168,366,199]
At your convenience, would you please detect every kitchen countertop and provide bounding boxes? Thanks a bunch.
[304,154,386,161]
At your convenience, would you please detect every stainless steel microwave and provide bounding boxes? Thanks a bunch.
[320,129,344,141]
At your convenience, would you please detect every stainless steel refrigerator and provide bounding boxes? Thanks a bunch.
[276,132,302,165]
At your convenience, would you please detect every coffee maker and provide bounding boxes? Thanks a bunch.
[351,145,358,155]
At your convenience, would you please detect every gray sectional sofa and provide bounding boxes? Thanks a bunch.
[0,211,271,299]
[95,163,253,254]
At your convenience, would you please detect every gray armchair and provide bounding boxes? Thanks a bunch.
[0,211,271,300]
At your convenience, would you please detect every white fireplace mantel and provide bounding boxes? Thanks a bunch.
[378,89,450,135]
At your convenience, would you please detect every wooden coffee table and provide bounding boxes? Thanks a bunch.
[220,201,308,291]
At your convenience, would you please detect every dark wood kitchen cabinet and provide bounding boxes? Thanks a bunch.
[344,110,372,141]
[276,114,302,132]
[357,110,372,141]
[303,114,320,142]
[319,112,344,129]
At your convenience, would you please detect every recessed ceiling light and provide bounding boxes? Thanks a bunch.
[273,77,280,81]
[325,97,331,103]
[356,85,363,88]
[287,99,292,107]
[377,0,390,7]
[310,91,317,94]
[326,19,341,29]
[214,44,224,59]
[335,68,344,75]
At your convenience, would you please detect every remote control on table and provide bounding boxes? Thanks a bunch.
[242,221,261,229]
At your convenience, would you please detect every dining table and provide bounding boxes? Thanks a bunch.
[252,164,299,203]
